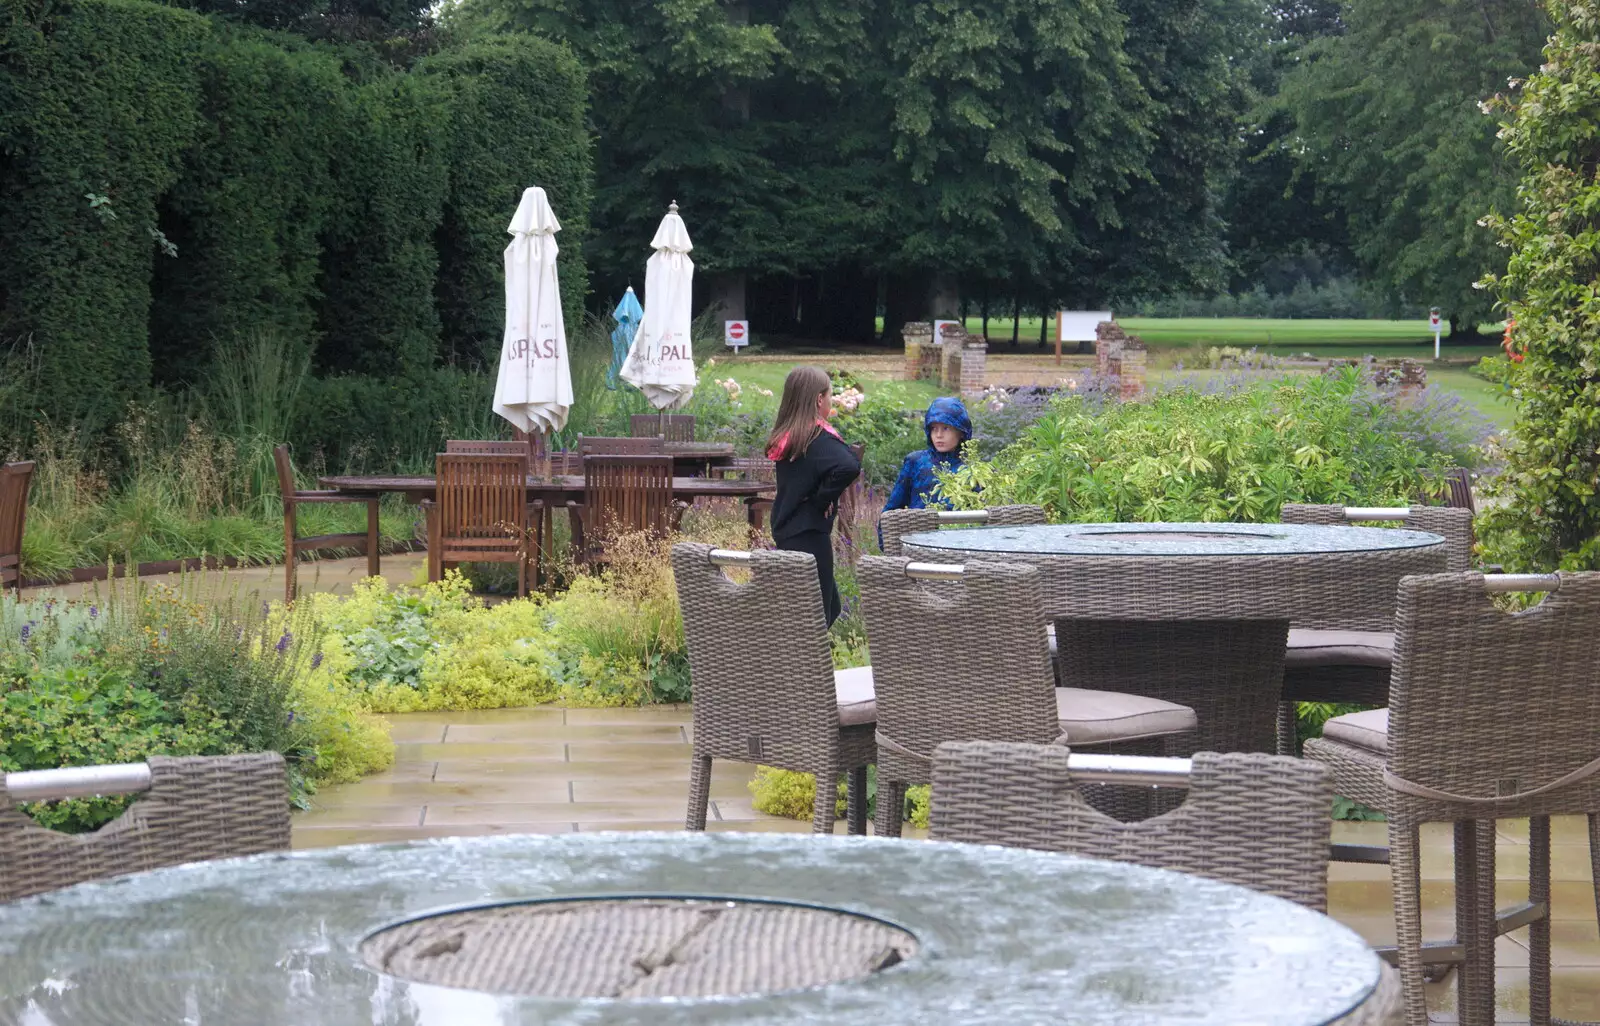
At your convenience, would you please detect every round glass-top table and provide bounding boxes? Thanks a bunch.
[0,832,1385,1025]
[900,522,1448,755]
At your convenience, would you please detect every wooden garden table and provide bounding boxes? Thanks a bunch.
[901,521,1448,756]
[319,473,774,577]
[0,832,1387,1025]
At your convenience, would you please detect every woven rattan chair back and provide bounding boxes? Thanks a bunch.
[630,414,695,443]
[931,741,1335,910]
[879,504,1047,557]
[0,461,34,595]
[583,454,675,543]
[434,453,529,563]
[579,434,665,455]
[671,543,840,768]
[857,555,1060,759]
[1386,571,1600,810]
[1281,503,1474,572]
[0,753,290,902]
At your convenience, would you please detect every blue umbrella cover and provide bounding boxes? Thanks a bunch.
[607,286,643,390]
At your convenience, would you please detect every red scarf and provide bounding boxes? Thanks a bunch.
[767,418,841,461]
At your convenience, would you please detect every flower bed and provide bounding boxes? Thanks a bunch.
[0,580,392,832]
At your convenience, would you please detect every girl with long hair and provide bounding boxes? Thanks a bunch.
[765,365,861,626]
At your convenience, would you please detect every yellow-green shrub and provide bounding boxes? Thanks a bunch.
[290,665,395,784]
[747,767,930,828]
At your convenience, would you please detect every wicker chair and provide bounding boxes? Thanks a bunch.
[1276,504,1476,755]
[578,434,665,455]
[630,413,695,443]
[1306,571,1600,1026]
[569,454,676,564]
[932,741,1334,907]
[274,445,380,606]
[856,555,1197,838]
[1,460,34,596]
[422,452,532,597]
[878,504,1047,557]
[1,753,289,902]
[672,543,875,834]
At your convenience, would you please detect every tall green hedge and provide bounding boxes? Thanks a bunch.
[421,37,592,365]
[1,2,593,438]
[148,30,345,383]
[0,0,207,429]
[315,73,449,376]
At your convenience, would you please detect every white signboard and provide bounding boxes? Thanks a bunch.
[933,319,962,346]
[1057,310,1113,343]
[724,320,749,350]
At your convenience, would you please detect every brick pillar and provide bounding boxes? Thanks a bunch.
[960,340,987,398]
[902,322,932,381]
[1096,321,1124,380]
[1397,359,1427,400]
[1120,334,1147,399]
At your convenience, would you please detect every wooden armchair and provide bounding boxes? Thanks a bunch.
[274,446,379,606]
[578,434,665,455]
[1,461,34,596]
[423,453,533,597]
[568,454,675,564]
[630,414,695,443]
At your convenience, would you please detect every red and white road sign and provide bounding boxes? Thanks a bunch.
[1429,312,1440,329]
[725,320,749,347]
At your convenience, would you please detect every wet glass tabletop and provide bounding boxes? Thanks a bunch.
[902,521,1445,557]
[0,832,1381,1026]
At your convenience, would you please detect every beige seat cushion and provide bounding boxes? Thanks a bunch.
[1285,629,1394,669]
[1056,688,1197,745]
[1320,708,1389,754]
[835,666,876,727]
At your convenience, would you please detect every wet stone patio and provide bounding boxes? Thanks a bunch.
[298,703,1600,1023]
[28,556,1597,1020]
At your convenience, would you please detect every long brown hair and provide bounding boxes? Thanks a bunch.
[766,365,832,461]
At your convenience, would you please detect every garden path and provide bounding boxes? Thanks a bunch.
[299,703,1599,1022]
[20,553,430,603]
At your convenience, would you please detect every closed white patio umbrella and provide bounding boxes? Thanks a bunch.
[493,186,572,435]
[619,201,696,410]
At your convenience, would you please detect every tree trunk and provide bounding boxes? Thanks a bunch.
[1011,292,1021,347]
[881,271,928,346]
[981,282,990,340]
[1038,299,1049,348]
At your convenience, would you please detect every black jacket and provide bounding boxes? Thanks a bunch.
[770,431,862,542]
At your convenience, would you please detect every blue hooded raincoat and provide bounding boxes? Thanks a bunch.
[882,396,973,515]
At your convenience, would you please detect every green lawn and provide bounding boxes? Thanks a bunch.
[951,315,1503,354]
[703,357,947,413]
[718,317,1518,430]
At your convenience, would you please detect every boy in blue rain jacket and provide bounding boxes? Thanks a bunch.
[882,397,973,524]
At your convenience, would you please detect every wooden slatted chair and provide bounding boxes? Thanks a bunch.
[445,440,530,459]
[578,434,665,455]
[423,452,532,597]
[630,414,695,443]
[1,461,33,596]
[569,454,675,564]
[274,446,379,606]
